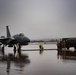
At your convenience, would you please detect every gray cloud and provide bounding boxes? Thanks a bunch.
[0,0,76,39]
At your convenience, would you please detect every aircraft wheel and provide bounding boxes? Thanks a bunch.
[14,46,16,50]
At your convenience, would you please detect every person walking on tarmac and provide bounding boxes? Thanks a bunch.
[39,44,44,54]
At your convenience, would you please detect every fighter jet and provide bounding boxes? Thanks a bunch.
[0,26,30,51]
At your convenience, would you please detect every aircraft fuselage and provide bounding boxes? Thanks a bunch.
[13,35,30,45]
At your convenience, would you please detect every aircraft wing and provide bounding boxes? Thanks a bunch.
[0,38,8,42]
[0,37,16,45]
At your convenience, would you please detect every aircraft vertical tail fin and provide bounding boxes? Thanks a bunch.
[6,26,11,37]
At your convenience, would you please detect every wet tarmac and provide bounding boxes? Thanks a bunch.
[0,44,76,75]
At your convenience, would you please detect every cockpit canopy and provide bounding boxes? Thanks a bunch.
[19,33,25,36]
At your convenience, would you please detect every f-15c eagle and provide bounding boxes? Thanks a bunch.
[0,26,30,51]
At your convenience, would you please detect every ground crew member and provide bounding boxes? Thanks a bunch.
[39,44,44,54]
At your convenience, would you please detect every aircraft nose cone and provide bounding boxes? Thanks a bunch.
[27,38,30,42]
[24,37,30,42]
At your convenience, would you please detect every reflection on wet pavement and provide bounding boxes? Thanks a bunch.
[0,53,30,75]
[0,44,76,75]
[57,49,76,60]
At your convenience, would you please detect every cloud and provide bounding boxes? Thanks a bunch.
[0,0,76,39]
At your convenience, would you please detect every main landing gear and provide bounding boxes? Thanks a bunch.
[0,45,5,57]
[13,44,21,57]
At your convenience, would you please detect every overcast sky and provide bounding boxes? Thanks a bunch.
[0,0,76,40]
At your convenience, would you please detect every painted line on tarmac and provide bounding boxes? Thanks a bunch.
[21,49,57,51]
